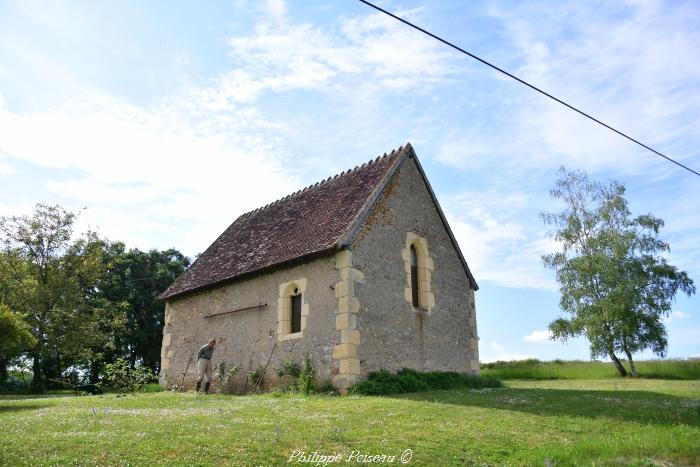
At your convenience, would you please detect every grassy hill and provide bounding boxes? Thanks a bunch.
[1,378,698,465]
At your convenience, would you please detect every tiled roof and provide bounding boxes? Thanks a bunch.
[158,145,411,300]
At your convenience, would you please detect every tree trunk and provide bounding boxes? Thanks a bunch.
[624,348,637,377]
[129,349,137,370]
[89,360,101,384]
[608,351,627,376]
[31,353,43,391]
[0,358,8,383]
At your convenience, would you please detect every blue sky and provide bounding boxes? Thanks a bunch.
[1,0,698,362]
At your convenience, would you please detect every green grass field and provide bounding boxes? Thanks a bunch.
[1,379,698,466]
[480,358,700,380]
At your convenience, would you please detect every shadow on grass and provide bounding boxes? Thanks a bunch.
[0,403,52,413]
[394,388,700,427]
[0,392,77,401]
[635,374,691,381]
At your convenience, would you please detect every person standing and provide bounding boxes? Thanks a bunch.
[196,339,216,394]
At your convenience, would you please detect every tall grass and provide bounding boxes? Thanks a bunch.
[480,358,700,380]
[141,383,165,393]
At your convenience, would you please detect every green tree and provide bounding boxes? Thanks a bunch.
[0,204,120,388]
[0,303,36,382]
[542,168,695,376]
[96,244,189,375]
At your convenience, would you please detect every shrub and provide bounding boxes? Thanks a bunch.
[270,356,330,395]
[275,358,302,379]
[298,354,316,395]
[101,358,157,391]
[0,374,29,392]
[215,361,239,394]
[248,365,266,390]
[349,368,502,395]
[317,379,336,394]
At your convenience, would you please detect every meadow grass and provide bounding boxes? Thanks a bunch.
[480,358,700,380]
[1,379,698,466]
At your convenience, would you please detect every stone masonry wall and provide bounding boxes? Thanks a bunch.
[351,157,479,375]
[160,255,340,390]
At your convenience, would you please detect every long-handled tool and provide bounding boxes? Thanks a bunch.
[180,354,194,392]
[251,342,277,393]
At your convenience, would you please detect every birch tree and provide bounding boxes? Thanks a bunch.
[542,168,695,376]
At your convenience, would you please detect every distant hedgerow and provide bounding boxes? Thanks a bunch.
[479,358,700,380]
[349,368,502,395]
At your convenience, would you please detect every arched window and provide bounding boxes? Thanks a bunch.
[403,233,435,312]
[277,279,308,341]
[410,245,419,307]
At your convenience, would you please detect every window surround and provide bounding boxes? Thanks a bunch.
[402,232,435,312]
[277,278,309,341]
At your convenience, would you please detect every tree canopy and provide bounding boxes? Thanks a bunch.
[0,204,189,389]
[95,243,190,377]
[542,168,695,376]
[0,303,36,382]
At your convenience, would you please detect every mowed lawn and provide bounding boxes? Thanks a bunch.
[1,379,699,466]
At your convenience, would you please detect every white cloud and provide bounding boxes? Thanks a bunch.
[262,0,287,21]
[524,329,553,343]
[0,6,462,256]
[436,133,498,171]
[664,310,691,323]
[672,310,691,320]
[487,1,700,177]
[0,163,14,175]
[481,340,533,363]
[223,8,457,102]
[436,1,700,292]
[425,0,700,207]
[447,190,559,289]
[0,90,299,253]
[1,0,698,307]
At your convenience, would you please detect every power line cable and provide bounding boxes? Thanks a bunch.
[358,0,700,177]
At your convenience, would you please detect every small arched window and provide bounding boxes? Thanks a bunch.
[277,279,308,341]
[403,233,434,312]
[410,245,419,307]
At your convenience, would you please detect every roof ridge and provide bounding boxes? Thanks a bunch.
[238,144,407,218]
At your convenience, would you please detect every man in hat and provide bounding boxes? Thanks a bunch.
[196,338,216,393]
